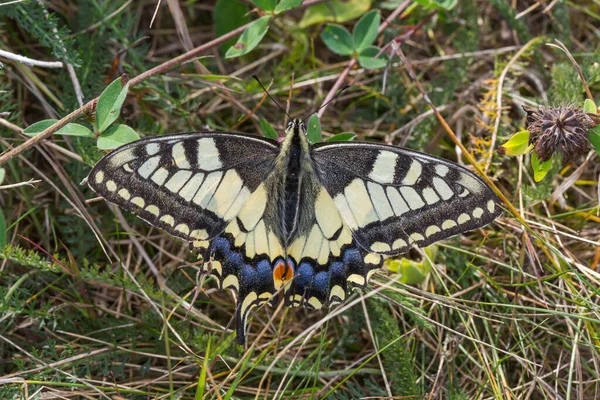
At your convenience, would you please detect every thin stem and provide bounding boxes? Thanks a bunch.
[0,48,63,68]
[0,23,249,167]
[486,38,540,172]
[547,39,594,102]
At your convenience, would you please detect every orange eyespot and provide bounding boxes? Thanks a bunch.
[273,259,295,290]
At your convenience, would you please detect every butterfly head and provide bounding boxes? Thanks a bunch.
[286,118,307,137]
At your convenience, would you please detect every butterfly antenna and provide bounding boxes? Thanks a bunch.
[252,75,292,120]
[302,84,350,124]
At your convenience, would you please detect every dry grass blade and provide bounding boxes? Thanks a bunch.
[2,2,599,399]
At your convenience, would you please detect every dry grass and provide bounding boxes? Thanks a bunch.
[1,1,599,399]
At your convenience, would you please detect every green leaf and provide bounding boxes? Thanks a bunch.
[0,168,5,185]
[225,16,271,58]
[0,208,5,250]
[23,119,56,136]
[307,114,321,144]
[251,0,276,11]
[584,98,598,114]
[96,77,129,133]
[326,132,356,142]
[195,337,211,400]
[357,46,387,69]
[588,126,600,156]
[259,117,279,140]
[214,0,250,52]
[23,120,95,137]
[299,0,371,28]
[386,257,430,284]
[97,124,140,150]
[414,0,457,10]
[531,151,552,182]
[498,130,533,156]
[353,10,380,52]
[321,24,354,56]
[274,0,303,13]
[54,123,94,137]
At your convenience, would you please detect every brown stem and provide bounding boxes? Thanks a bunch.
[317,59,356,118]
[548,39,594,102]
[0,99,98,167]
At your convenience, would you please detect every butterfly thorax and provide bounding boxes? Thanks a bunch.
[264,118,320,246]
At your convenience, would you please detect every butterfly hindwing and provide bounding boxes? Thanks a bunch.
[192,183,287,345]
[88,133,279,243]
[312,142,501,254]
[286,185,383,309]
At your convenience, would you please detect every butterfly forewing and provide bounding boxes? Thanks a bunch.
[88,133,279,243]
[312,142,502,255]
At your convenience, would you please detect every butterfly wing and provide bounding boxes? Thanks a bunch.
[88,132,286,345]
[312,142,501,255]
[192,181,288,345]
[285,184,383,310]
[87,133,279,243]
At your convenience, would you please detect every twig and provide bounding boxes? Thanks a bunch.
[0,99,97,167]
[317,0,410,118]
[0,24,247,167]
[317,59,356,118]
[0,179,41,189]
[0,49,63,68]
[67,64,84,106]
[128,25,250,87]
[0,0,333,167]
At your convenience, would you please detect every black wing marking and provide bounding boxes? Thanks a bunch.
[312,141,501,255]
[87,132,279,243]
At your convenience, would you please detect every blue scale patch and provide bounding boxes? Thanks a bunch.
[210,236,230,254]
[312,271,330,298]
[239,263,257,294]
[294,262,315,291]
[200,235,382,344]
[343,247,370,287]
[328,260,348,302]
[255,259,275,298]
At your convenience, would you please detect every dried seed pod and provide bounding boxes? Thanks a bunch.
[523,105,598,163]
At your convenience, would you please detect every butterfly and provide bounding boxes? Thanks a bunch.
[87,118,501,345]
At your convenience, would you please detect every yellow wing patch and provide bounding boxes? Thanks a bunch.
[288,187,353,266]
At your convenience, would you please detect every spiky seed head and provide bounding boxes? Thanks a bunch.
[524,105,599,163]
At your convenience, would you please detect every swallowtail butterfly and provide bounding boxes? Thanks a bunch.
[87,118,501,344]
